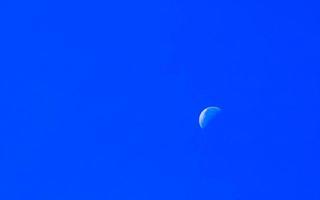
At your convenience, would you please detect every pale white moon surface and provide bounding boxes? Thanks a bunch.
[199,106,221,128]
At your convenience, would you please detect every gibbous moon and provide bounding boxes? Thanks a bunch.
[199,106,221,128]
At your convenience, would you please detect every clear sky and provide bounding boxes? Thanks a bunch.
[1,0,319,199]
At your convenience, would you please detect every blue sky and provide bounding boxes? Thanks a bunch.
[1,0,319,199]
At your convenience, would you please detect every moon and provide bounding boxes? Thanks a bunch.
[199,106,221,128]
